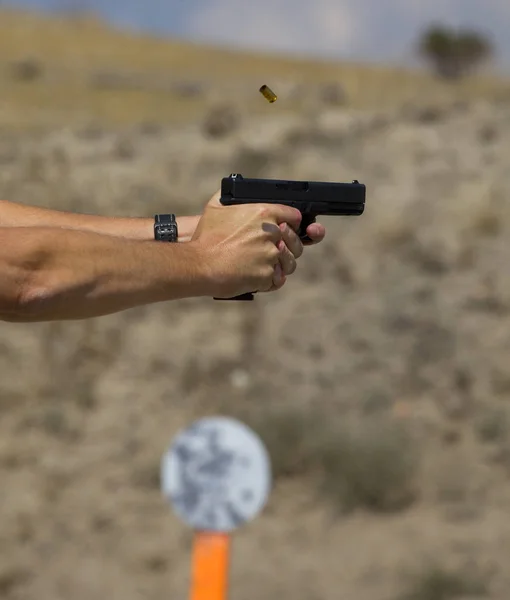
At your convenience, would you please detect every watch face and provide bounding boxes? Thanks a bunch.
[156,223,177,241]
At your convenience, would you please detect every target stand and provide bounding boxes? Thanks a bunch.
[161,416,272,600]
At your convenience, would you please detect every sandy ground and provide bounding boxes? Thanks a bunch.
[1,22,510,597]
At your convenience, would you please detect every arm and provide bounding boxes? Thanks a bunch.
[0,199,198,242]
[0,226,210,323]
[0,191,326,322]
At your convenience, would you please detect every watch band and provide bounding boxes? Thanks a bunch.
[154,214,178,242]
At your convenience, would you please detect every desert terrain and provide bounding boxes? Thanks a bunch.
[1,8,510,600]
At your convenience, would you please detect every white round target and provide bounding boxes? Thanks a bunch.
[161,416,272,532]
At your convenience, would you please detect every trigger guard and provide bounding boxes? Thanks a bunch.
[298,215,317,241]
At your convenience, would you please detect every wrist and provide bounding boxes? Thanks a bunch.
[115,216,197,243]
[159,241,214,299]
[175,216,198,243]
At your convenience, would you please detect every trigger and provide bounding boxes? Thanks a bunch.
[299,215,316,240]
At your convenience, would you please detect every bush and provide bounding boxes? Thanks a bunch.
[317,417,420,513]
[239,406,420,514]
[202,104,240,139]
[236,406,329,480]
[418,24,493,80]
[399,564,489,600]
[9,58,44,82]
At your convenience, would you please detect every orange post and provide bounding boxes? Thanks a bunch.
[190,531,231,600]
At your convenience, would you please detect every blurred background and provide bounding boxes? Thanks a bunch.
[1,1,510,599]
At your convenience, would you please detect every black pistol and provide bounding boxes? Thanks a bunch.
[214,173,366,301]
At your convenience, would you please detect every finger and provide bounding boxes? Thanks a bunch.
[262,221,284,244]
[280,223,303,259]
[260,263,285,293]
[271,263,286,291]
[304,222,326,245]
[277,239,297,276]
[268,278,286,292]
[260,204,302,231]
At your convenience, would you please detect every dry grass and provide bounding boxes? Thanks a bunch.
[398,564,490,600]
[228,404,420,514]
[0,8,509,130]
[474,406,509,444]
[317,416,420,514]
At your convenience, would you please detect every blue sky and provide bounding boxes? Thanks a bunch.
[5,0,510,70]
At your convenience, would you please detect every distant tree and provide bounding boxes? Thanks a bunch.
[419,24,494,80]
[456,29,493,72]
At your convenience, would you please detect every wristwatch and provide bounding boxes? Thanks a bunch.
[154,214,178,242]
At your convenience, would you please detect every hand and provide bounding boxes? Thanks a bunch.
[182,209,326,292]
[190,190,303,298]
[267,220,327,291]
[179,216,326,248]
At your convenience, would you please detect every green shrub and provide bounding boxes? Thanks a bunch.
[418,24,493,79]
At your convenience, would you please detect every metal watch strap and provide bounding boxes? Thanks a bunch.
[154,214,178,242]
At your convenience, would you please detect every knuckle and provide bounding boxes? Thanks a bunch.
[269,246,280,261]
[262,222,281,241]
[264,264,275,278]
[258,205,271,218]
[260,266,275,286]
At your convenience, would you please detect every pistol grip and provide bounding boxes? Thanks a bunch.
[214,293,255,301]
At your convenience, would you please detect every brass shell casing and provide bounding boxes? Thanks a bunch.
[259,85,277,103]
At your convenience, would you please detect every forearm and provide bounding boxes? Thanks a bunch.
[0,227,209,322]
[0,200,197,242]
